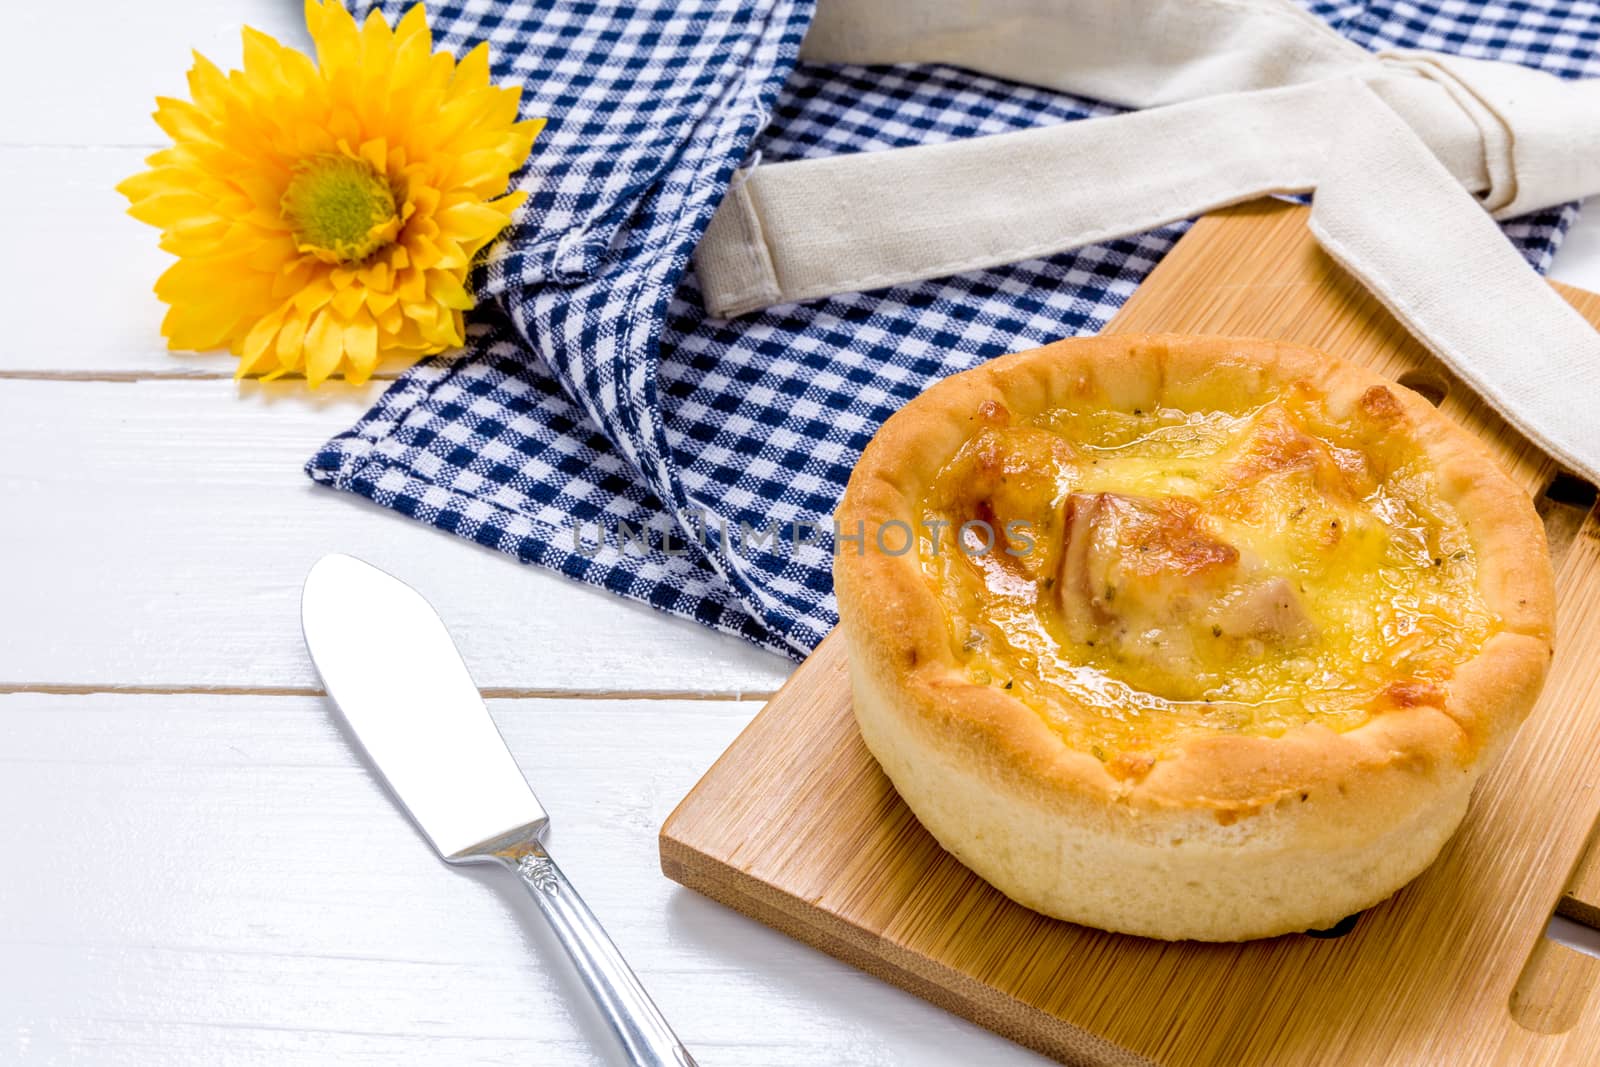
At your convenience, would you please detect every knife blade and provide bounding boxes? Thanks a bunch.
[301,553,696,1067]
[300,552,546,858]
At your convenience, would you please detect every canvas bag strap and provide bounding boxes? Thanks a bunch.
[691,63,1516,317]
[694,79,1339,317]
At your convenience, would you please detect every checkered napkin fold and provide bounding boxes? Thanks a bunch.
[312,0,1600,660]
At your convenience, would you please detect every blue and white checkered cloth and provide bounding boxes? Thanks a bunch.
[310,0,1600,660]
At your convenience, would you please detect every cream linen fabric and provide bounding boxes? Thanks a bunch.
[1309,83,1600,479]
[695,0,1600,481]
[800,0,1369,107]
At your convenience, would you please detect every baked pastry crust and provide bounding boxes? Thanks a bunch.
[833,334,1554,941]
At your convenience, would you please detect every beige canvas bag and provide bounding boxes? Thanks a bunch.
[694,0,1600,481]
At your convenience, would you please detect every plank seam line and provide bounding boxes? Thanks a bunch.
[0,683,776,702]
[0,370,405,382]
[0,142,167,150]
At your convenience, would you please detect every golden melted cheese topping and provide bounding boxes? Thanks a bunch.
[918,384,1494,772]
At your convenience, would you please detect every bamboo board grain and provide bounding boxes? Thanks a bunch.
[660,201,1600,1066]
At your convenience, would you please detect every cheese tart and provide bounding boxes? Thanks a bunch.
[833,334,1554,941]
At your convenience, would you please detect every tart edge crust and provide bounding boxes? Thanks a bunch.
[833,334,1555,941]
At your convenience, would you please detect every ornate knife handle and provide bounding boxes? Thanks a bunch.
[505,841,696,1067]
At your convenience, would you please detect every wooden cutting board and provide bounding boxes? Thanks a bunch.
[659,200,1600,1066]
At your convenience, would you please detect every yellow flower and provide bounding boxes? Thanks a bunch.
[117,1,544,385]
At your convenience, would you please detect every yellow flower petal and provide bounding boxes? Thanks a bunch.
[151,97,212,144]
[307,0,360,78]
[426,270,475,311]
[330,282,366,318]
[125,190,215,229]
[343,309,380,381]
[185,53,231,116]
[303,308,344,386]
[240,310,284,374]
[438,199,513,241]
[162,299,239,352]
[452,42,491,94]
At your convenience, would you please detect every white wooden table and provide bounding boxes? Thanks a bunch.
[5,2,1600,1063]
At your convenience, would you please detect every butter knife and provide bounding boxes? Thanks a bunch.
[301,553,696,1067]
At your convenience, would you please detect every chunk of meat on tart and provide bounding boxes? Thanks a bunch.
[931,421,1077,581]
[1053,492,1314,699]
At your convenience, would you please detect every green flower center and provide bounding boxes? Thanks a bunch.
[281,155,399,264]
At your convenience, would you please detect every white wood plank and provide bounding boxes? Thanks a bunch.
[5,146,190,375]
[0,0,308,147]
[0,378,792,694]
[8,144,1600,380]
[0,692,1041,1066]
